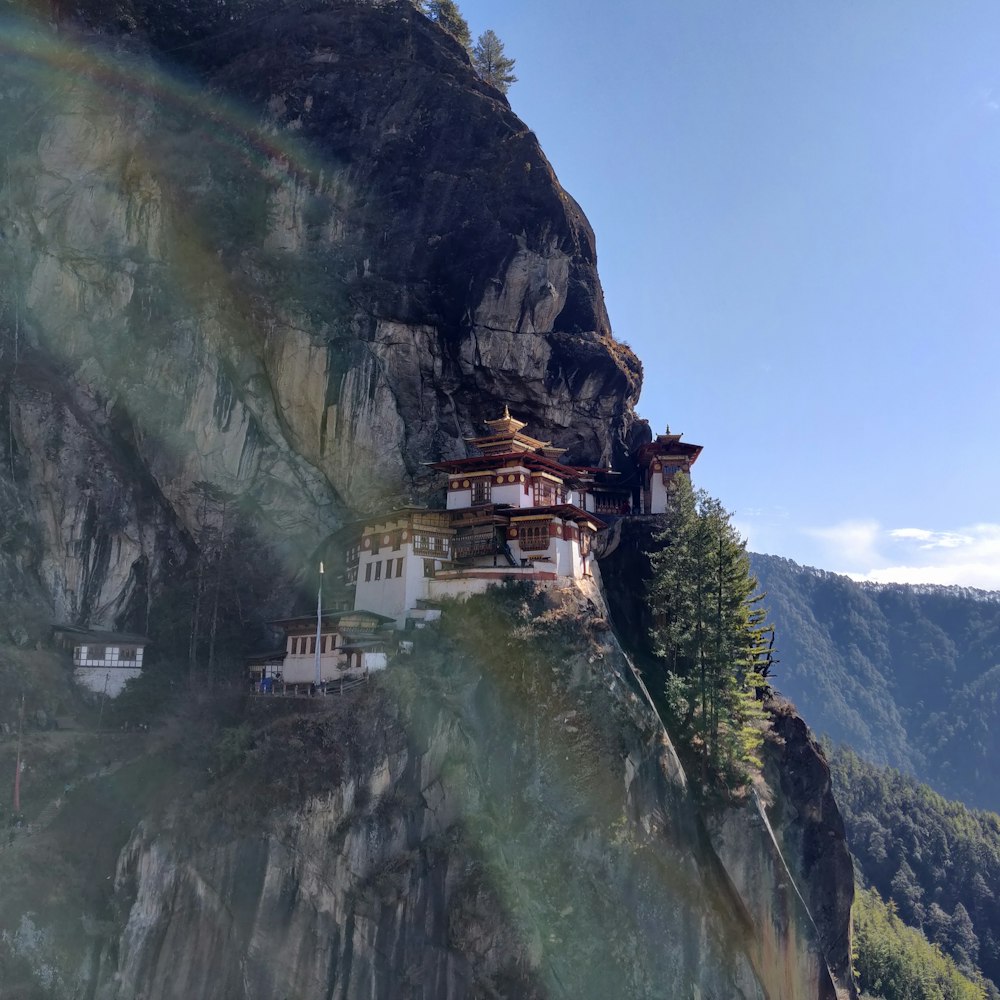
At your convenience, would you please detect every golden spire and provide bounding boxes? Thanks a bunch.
[484,405,528,435]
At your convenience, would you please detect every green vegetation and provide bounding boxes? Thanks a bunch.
[417,0,471,49]
[854,885,989,1000]
[831,747,1000,994]
[752,553,1000,811]
[416,1,517,94]
[472,29,517,94]
[648,477,772,788]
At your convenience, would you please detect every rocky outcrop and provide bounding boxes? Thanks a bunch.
[763,707,858,998]
[0,6,861,997]
[72,587,850,1000]
[0,0,641,628]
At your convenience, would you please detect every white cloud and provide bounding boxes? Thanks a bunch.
[801,521,1000,591]
[802,519,883,567]
[888,527,974,549]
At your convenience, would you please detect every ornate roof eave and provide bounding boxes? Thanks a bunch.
[483,404,528,435]
[463,432,553,452]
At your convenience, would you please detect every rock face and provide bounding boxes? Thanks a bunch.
[0,5,859,998]
[763,708,858,997]
[88,587,847,1000]
[0,0,641,628]
[598,519,858,998]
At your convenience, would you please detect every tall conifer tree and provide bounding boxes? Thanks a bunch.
[649,476,771,786]
[472,29,518,94]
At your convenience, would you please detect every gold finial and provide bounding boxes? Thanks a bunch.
[484,405,528,435]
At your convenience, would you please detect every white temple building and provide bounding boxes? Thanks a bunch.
[53,626,148,698]
[343,408,701,628]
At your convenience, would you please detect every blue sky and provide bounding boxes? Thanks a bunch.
[460,0,1000,588]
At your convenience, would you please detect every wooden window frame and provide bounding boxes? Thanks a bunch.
[518,522,551,552]
[471,478,492,505]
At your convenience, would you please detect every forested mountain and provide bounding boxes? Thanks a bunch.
[854,884,990,1000]
[830,747,1000,997]
[751,554,1000,810]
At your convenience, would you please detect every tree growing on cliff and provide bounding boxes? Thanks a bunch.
[648,476,771,787]
[472,29,517,94]
[418,0,471,50]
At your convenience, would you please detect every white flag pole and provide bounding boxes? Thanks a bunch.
[314,562,324,687]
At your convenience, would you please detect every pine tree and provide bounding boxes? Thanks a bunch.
[418,0,471,50]
[648,476,770,787]
[472,29,517,94]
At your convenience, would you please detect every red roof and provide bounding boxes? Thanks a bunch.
[430,450,594,483]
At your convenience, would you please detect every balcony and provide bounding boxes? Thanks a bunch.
[452,531,503,560]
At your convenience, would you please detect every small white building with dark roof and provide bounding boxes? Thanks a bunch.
[263,610,392,689]
[53,625,148,698]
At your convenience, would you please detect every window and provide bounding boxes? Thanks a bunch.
[423,559,436,578]
[365,563,372,582]
[532,480,564,506]
[374,561,382,581]
[118,647,137,662]
[89,645,106,660]
[413,534,449,557]
[471,478,491,505]
[396,557,404,578]
[518,522,551,552]
[309,636,316,655]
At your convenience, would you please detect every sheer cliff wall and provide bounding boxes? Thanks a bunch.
[0,0,643,630]
[0,5,860,999]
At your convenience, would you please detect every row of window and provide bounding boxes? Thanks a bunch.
[517,523,551,551]
[289,634,337,656]
[412,534,449,557]
[76,646,139,661]
[364,557,405,583]
[466,479,569,506]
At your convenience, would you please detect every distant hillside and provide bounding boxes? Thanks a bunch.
[831,747,1000,998]
[750,553,1000,810]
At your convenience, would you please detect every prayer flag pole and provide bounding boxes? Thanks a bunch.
[13,693,24,814]
[314,561,324,687]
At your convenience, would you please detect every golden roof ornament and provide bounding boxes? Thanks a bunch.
[483,404,528,436]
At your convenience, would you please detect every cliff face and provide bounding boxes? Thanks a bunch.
[0,5,860,998]
[0,0,641,628]
[80,587,847,1000]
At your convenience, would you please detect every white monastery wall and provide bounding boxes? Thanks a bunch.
[446,488,471,510]
[649,474,668,514]
[283,647,344,684]
[491,481,528,507]
[427,576,494,602]
[74,666,142,698]
[362,651,387,672]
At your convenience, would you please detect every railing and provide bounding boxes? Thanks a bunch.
[252,674,370,697]
[452,532,502,560]
[593,495,631,515]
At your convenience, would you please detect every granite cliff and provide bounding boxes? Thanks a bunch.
[0,2,858,998]
[0,0,641,632]
[2,587,856,1000]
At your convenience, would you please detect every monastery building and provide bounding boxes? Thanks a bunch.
[344,408,701,628]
